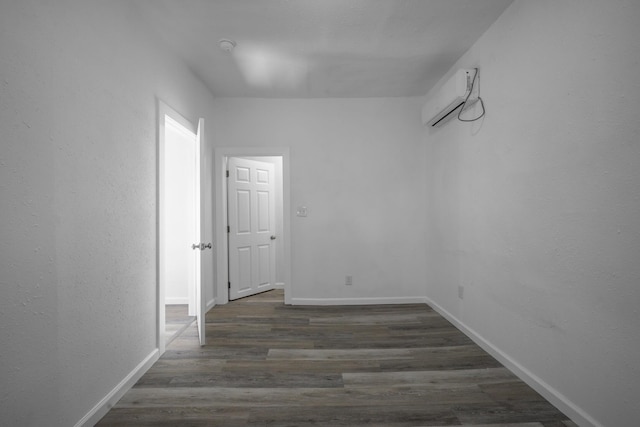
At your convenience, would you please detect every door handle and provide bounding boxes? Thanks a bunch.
[270,235,276,240]
[192,243,213,250]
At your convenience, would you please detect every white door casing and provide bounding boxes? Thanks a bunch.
[227,157,276,300]
[214,147,291,306]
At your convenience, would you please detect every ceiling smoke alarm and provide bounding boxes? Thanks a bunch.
[219,39,236,53]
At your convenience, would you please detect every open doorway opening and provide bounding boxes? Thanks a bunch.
[162,115,197,345]
[214,147,292,306]
[158,102,207,353]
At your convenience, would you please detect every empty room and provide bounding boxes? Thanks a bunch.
[1,1,639,426]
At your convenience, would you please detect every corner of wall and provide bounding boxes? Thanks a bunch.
[424,296,601,427]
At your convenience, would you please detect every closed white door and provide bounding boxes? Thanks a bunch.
[227,157,276,300]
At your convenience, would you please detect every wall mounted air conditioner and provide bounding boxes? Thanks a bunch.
[422,69,477,127]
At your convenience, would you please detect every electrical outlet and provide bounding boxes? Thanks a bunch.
[458,285,464,299]
[345,275,353,286]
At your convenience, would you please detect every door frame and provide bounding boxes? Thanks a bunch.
[214,147,292,305]
[157,100,204,354]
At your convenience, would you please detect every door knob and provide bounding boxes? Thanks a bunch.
[192,243,213,250]
[270,235,276,240]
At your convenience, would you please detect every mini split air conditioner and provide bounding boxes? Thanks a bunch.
[422,69,477,127]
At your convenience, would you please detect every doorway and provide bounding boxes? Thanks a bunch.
[162,115,197,344]
[227,156,280,300]
[214,148,292,305]
[158,102,208,353]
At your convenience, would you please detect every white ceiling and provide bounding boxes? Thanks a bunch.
[133,0,513,98]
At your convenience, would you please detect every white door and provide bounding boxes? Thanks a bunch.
[194,118,206,346]
[227,157,276,300]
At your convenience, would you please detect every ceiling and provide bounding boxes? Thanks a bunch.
[133,0,514,98]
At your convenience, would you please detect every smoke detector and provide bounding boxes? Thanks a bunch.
[219,39,236,53]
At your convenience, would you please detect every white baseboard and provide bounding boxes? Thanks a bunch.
[75,349,159,427]
[165,297,188,305]
[206,298,216,312]
[424,296,601,427]
[290,296,426,306]
[275,282,285,289]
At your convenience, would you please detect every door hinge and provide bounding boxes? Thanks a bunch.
[226,170,229,178]
[227,225,230,233]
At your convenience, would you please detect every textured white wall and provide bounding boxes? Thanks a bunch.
[212,98,428,302]
[424,1,640,426]
[0,1,215,425]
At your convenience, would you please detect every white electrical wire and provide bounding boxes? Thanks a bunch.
[458,68,485,122]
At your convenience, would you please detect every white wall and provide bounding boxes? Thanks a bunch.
[164,121,197,304]
[0,1,215,425]
[423,1,640,426]
[211,97,428,303]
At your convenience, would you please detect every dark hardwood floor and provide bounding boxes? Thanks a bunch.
[97,290,575,426]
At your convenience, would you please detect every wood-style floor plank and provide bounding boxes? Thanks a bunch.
[97,289,574,426]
